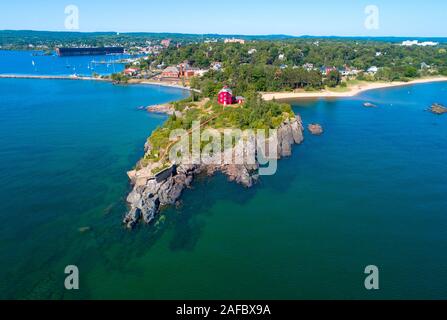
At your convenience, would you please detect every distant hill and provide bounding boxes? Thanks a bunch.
[1,30,447,49]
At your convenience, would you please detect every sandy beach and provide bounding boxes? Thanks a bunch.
[129,79,199,92]
[262,77,447,101]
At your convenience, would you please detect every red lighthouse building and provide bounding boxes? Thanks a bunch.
[218,86,233,106]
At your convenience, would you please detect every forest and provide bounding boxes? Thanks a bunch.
[140,39,447,97]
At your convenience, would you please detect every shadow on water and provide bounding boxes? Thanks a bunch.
[91,172,263,257]
[166,173,256,251]
[123,173,260,254]
[256,143,306,194]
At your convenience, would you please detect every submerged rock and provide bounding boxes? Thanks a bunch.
[430,103,447,115]
[308,124,324,135]
[78,227,91,233]
[123,207,141,229]
[363,102,378,108]
[123,116,305,229]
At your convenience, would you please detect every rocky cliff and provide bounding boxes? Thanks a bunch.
[123,115,304,229]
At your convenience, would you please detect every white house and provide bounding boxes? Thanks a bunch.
[248,48,257,55]
[421,62,431,70]
[195,69,209,77]
[367,66,379,74]
[302,63,315,71]
[402,40,439,47]
[211,62,222,71]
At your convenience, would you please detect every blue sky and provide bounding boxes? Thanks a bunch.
[0,0,446,36]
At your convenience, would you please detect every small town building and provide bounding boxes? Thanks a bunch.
[217,87,245,106]
[162,66,180,78]
[321,66,337,76]
[367,66,379,74]
[194,69,209,77]
[178,62,199,78]
[402,40,439,47]
[421,62,431,70]
[248,48,257,55]
[235,96,245,104]
[161,39,171,48]
[303,63,315,71]
[124,68,139,76]
[224,38,246,45]
[218,86,233,105]
[211,62,222,71]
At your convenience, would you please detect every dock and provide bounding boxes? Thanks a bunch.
[0,74,109,82]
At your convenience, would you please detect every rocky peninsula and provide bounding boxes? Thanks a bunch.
[123,115,304,229]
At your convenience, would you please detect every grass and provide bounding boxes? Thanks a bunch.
[139,95,297,175]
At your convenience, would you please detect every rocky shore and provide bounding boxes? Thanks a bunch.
[308,124,324,135]
[123,115,304,229]
[430,103,447,115]
[146,104,175,115]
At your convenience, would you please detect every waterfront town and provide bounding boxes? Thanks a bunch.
[104,37,442,93]
[4,29,442,94]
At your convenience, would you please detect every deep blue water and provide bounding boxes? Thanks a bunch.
[0,75,446,299]
[0,50,131,76]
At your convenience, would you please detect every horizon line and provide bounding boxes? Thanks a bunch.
[1,29,447,39]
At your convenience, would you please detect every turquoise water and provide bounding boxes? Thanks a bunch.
[0,50,131,76]
[0,77,446,299]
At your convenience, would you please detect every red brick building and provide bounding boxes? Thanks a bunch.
[124,68,139,76]
[218,87,233,105]
[161,66,180,78]
[161,39,171,48]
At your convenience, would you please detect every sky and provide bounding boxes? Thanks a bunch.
[0,0,446,37]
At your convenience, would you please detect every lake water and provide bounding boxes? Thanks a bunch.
[0,50,131,76]
[0,56,446,299]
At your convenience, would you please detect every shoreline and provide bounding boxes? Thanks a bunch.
[0,74,196,92]
[129,79,199,92]
[0,74,109,81]
[262,77,447,101]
